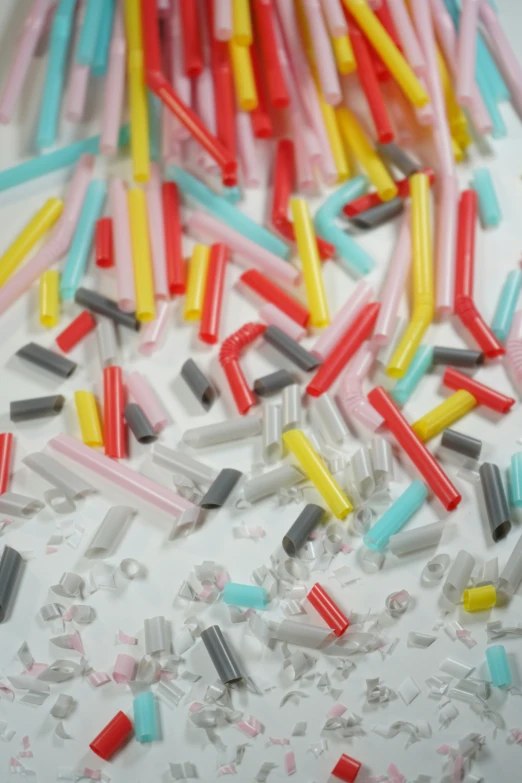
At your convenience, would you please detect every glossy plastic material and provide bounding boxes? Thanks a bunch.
[128,188,156,322]
[498,531,522,595]
[312,393,349,446]
[243,465,304,504]
[412,390,477,442]
[254,370,294,397]
[290,198,329,328]
[364,481,428,552]
[96,318,118,368]
[184,245,210,321]
[480,462,511,543]
[486,645,511,689]
[376,142,420,177]
[371,437,394,488]
[441,429,482,460]
[510,453,522,509]
[200,468,242,509]
[443,549,475,604]
[492,270,522,343]
[200,243,227,344]
[313,282,374,361]
[16,342,76,379]
[75,391,104,448]
[133,691,158,743]
[60,179,106,300]
[463,585,496,613]
[75,288,140,331]
[162,182,185,294]
[471,168,501,227]
[152,444,216,486]
[180,359,215,411]
[139,300,169,356]
[56,311,96,352]
[283,504,325,557]
[21,451,95,500]
[350,198,404,230]
[0,546,23,622]
[0,492,44,519]
[223,582,267,610]
[392,345,433,406]
[86,506,134,558]
[432,346,484,367]
[201,625,243,684]
[264,325,321,372]
[331,753,361,783]
[307,582,349,637]
[183,415,262,448]
[262,403,282,464]
[443,367,515,414]
[389,520,445,556]
[0,433,13,495]
[126,371,170,432]
[219,322,266,414]
[123,0,150,181]
[239,269,309,328]
[39,270,59,328]
[10,395,65,422]
[110,179,136,311]
[89,711,133,760]
[124,403,157,445]
[337,110,397,202]
[351,447,375,499]
[103,366,125,459]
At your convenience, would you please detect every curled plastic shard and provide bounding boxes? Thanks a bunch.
[51,573,84,598]
[422,554,451,584]
[385,590,411,618]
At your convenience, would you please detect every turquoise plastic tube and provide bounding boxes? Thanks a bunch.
[148,92,162,163]
[92,0,115,76]
[0,126,129,192]
[315,176,374,277]
[476,74,506,139]
[168,166,289,260]
[486,645,512,688]
[392,346,434,405]
[491,269,522,342]
[77,0,104,65]
[133,691,159,742]
[37,0,77,150]
[472,169,501,227]
[223,186,242,204]
[223,582,268,609]
[363,481,428,552]
[510,453,522,508]
[60,180,107,300]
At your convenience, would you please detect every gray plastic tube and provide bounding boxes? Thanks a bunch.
[243,465,304,503]
[283,504,325,557]
[180,359,215,411]
[350,198,404,230]
[282,385,301,432]
[262,403,282,463]
[442,550,475,603]
[312,393,348,445]
[376,143,421,177]
[10,395,65,422]
[183,415,262,448]
[370,437,394,489]
[152,444,217,485]
[16,343,77,379]
[254,369,295,396]
[389,521,445,556]
[200,469,242,509]
[498,532,522,594]
[0,546,23,622]
[95,317,118,367]
[432,347,484,367]
[124,403,158,444]
[0,492,44,518]
[75,287,141,331]
[441,429,482,460]
[263,325,322,371]
[201,625,243,684]
[22,452,96,499]
[85,506,135,558]
[480,462,511,543]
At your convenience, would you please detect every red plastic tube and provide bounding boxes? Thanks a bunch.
[368,387,461,511]
[347,19,394,144]
[141,0,237,186]
[89,711,133,761]
[454,190,504,359]
[240,269,310,327]
[343,169,436,217]
[200,243,228,345]
[307,302,380,397]
[219,322,266,414]
[250,45,274,139]
[55,311,97,353]
[307,583,349,637]
[207,0,237,156]
[0,433,13,495]
[332,753,362,783]
[252,0,290,108]
[179,0,203,77]
[443,367,515,414]
[162,182,185,295]
[104,366,125,459]
[95,217,114,269]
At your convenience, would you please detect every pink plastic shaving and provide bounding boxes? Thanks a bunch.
[22,736,30,749]
[327,703,347,718]
[160,669,176,680]
[216,569,230,590]
[18,751,33,759]
[9,757,21,767]
[341,544,353,553]
[83,769,102,781]
[453,755,464,783]
[510,729,522,744]
[456,629,477,647]
[235,716,263,737]
[118,629,137,645]
[199,585,215,600]
[0,681,15,700]
[284,751,296,776]
[437,745,452,755]
[387,762,406,783]
[23,663,48,677]
[62,607,73,621]
[219,764,237,775]
[70,631,85,654]
[189,702,204,713]
[46,546,58,554]
[88,672,111,688]
[268,737,290,746]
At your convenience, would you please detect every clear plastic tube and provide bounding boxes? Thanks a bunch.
[370,437,394,489]
[85,506,135,558]
[269,618,333,648]
[126,371,171,432]
[144,616,168,655]
[96,317,118,367]
[312,393,349,445]
[442,549,475,603]
[282,385,302,432]
[22,451,96,500]
[243,465,304,503]
[498,531,522,595]
[389,520,445,556]
[0,492,44,519]
[262,403,283,464]
[351,446,375,499]
[152,445,217,486]
[139,300,170,356]
[183,415,262,448]
[373,205,411,345]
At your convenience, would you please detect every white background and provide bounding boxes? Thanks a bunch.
[1,1,522,782]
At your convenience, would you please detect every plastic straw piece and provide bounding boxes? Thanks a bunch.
[95,218,114,269]
[201,625,243,684]
[443,367,515,414]
[239,269,309,327]
[254,370,295,397]
[456,0,479,108]
[0,546,23,623]
[75,391,104,448]
[264,326,321,372]
[350,446,374,499]
[376,145,419,179]
[56,311,96,353]
[283,429,352,518]
[128,188,156,322]
[180,359,216,412]
[75,289,140,332]
[282,385,302,433]
[109,179,136,311]
[184,245,210,321]
[368,387,461,510]
[92,0,115,75]
[478,2,522,119]
[350,198,404,229]
[412,390,477,442]
[337,110,397,201]
[463,584,496,612]
[511,453,522,510]
[77,0,104,64]
[392,346,433,406]
[323,0,348,36]
[104,367,125,459]
[498,531,522,594]
[39,270,59,328]
[161,182,185,295]
[480,462,511,543]
[471,168,501,228]
[16,342,76,379]
[124,403,158,445]
[89,712,133,760]
[200,469,242,509]
[491,270,522,343]
[152,444,217,485]
[100,7,126,155]
[214,0,233,40]
[0,433,13,496]
[126,371,171,432]
[291,198,329,328]
[253,0,290,107]
[331,754,361,783]
[233,0,252,44]
[259,304,306,342]
[134,691,158,743]
[386,0,426,77]
[124,0,150,182]
[389,520,445,556]
[200,243,228,344]
[0,493,44,519]
[313,284,374,364]
[262,403,282,464]
[283,504,325,557]
[178,0,202,76]
[337,341,382,432]
[307,582,349,636]
[486,644,511,688]
[228,38,257,111]
[243,465,304,503]
[22,451,95,500]
[342,169,435,217]
[96,318,118,368]
[184,415,261,449]
[432,346,484,367]
[61,179,106,300]
[441,429,482,460]
[313,393,349,445]
[302,0,341,105]
[332,33,356,74]
[364,481,428,551]
[219,322,265,414]
[442,549,475,603]
[85,506,134,559]
[10,395,65,422]
[144,163,169,300]
[371,436,394,488]
[223,582,268,609]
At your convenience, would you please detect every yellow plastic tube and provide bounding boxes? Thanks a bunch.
[451,137,464,163]
[463,585,497,612]
[229,40,258,111]
[233,0,252,46]
[39,270,59,328]
[290,198,330,328]
[343,0,429,108]
[0,197,63,287]
[336,108,397,201]
[387,172,433,378]
[127,188,156,322]
[412,390,477,442]
[437,47,470,148]
[317,86,351,182]
[184,244,210,321]
[124,0,150,183]
[283,429,353,518]
[75,391,104,448]
[332,35,356,74]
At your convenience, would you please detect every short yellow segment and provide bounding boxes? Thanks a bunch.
[75,391,104,448]
[39,270,60,328]
[412,390,477,442]
[184,245,210,321]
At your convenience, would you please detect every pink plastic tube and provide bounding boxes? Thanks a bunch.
[214,0,233,40]
[187,210,301,286]
[312,281,375,360]
[506,310,522,387]
[0,154,93,317]
[456,0,479,109]
[145,163,169,301]
[479,2,522,119]
[49,433,199,526]
[337,341,383,432]
[126,371,171,432]
[321,0,347,37]
[373,205,411,345]
[259,303,307,342]
[0,0,50,123]
[196,9,219,174]
[112,654,136,684]
[139,300,170,356]
[170,0,192,141]
[435,174,459,317]
[110,179,136,313]
[386,0,426,79]
[302,0,341,105]
[65,63,89,123]
[237,112,260,188]
[100,5,126,156]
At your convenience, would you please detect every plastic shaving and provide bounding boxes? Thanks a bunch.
[408,632,437,648]
[255,762,277,782]
[487,621,522,641]
[366,678,393,704]
[398,676,421,705]
[284,751,296,776]
[385,590,411,618]
[232,524,266,540]
[50,695,74,719]
[292,722,307,737]
[373,721,431,747]
[169,762,198,780]
[438,701,459,729]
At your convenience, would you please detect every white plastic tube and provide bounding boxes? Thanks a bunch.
[95,317,118,367]
[183,415,262,448]
[85,506,135,559]
[262,403,283,464]
[152,444,217,486]
[389,520,445,556]
[312,393,349,445]
[144,616,168,655]
[350,447,375,499]
[498,532,522,595]
[282,385,301,432]
[442,550,475,603]
[269,618,333,648]
[22,451,96,499]
[243,465,304,503]
[0,492,44,518]
[370,437,394,489]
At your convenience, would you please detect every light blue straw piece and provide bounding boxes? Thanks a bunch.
[148,92,162,163]
[222,186,242,204]
[392,346,434,406]
[486,645,512,688]
[314,176,374,277]
[363,481,428,552]
[77,0,104,65]
[133,691,159,743]
[60,180,107,300]
[223,582,268,610]
[168,166,289,259]
[491,269,522,343]
[509,453,522,508]
[0,126,130,192]
[92,0,115,76]
[475,72,507,139]
[37,0,77,150]
[472,168,501,227]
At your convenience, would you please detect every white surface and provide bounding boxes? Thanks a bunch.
[1,2,522,782]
